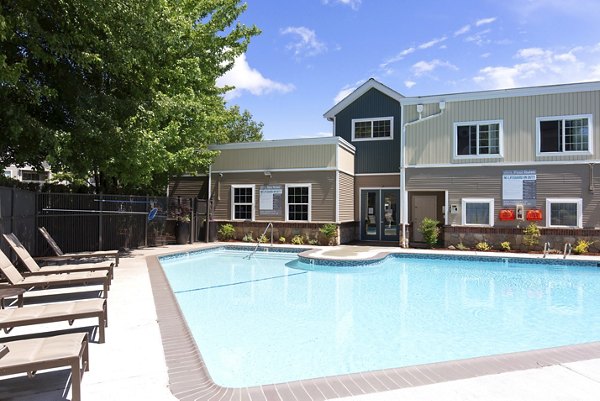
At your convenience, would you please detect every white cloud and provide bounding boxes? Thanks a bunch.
[476,17,496,26]
[333,86,357,104]
[404,80,417,88]
[418,36,447,50]
[217,54,295,100]
[465,29,492,46]
[380,47,415,69]
[412,59,458,77]
[281,26,327,57]
[322,0,361,10]
[455,24,471,36]
[473,45,600,89]
[481,52,492,58]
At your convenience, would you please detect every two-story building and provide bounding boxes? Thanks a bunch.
[325,78,600,249]
[202,78,600,249]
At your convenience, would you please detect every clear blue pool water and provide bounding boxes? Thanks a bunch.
[160,248,600,388]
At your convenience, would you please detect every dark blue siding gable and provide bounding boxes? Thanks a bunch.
[335,88,401,174]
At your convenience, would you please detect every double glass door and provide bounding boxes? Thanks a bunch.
[360,189,399,241]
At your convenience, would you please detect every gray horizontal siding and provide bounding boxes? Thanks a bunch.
[406,164,600,228]
[405,90,600,165]
[339,172,354,222]
[211,171,336,223]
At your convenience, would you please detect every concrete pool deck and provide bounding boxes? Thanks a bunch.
[3,242,600,400]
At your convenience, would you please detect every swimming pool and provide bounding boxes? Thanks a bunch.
[159,247,600,388]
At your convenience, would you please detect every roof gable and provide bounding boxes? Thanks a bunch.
[323,78,404,120]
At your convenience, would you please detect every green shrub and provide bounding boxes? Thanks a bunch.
[418,217,440,248]
[307,237,319,246]
[217,223,235,241]
[573,239,593,255]
[278,236,286,243]
[291,234,304,245]
[500,241,511,252]
[456,242,469,251]
[523,223,540,247]
[242,232,254,242]
[319,223,338,246]
[475,241,492,251]
[258,234,268,243]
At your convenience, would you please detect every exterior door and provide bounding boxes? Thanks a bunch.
[360,189,399,241]
[411,195,437,242]
[381,190,398,241]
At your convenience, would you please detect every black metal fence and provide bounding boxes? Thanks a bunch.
[0,187,170,257]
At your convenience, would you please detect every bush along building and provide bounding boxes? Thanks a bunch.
[194,79,600,251]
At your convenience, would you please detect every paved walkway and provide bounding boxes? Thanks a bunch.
[2,243,600,400]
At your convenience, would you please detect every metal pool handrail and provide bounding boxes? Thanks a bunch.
[246,222,273,259]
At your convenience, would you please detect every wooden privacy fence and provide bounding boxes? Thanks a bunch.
[0,187,170,257]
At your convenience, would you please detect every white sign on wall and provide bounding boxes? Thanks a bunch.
[502,170,537,206]
[259,185,283,216]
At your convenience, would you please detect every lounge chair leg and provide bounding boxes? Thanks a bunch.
[99,317,106,343]
[71,360,81,401]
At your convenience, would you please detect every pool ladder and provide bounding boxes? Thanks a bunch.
[563,243,572,259]
[246,222,273,259]
[543,242,551,258]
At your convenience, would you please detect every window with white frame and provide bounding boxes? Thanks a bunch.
[3,171,11,178]
[231,185,254,220]
[455,121,502,158]
[546,198,582,228]
[286,184,311,221]
[537,115,592,154]
[461,198,494,226]
[351,117,393,141]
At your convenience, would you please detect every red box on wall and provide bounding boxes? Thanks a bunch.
[499,209,515,221]
[526,209,543,221]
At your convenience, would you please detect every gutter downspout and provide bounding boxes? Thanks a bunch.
[400,103,445,248]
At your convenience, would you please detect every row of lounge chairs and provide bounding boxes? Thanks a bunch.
[0,229,119,401]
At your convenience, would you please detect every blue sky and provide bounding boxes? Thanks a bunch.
[217,0,600,140]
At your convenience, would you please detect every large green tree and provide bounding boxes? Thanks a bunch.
[0,0,261,193]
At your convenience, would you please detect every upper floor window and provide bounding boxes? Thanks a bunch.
[351,117,393,141]
[231,185,254,221]
[454,120,503,158]
[537,115,592,155]
[286,184,311,221]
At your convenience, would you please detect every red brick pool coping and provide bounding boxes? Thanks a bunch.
[147,253,600,401]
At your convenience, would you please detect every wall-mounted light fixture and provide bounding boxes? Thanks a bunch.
[264,171,272,177]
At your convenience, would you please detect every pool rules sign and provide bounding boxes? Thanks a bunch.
[259,185,283,216]
[502,170,537,206]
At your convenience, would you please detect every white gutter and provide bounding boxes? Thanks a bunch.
[400,101,446,248]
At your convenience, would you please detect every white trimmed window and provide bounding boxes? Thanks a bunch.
[286,184,311,221]
[231,185,254,221]
[461,198,494,226]
[351,117,393,141]
[537,115,592,155]
[454,120,503,158]
[546,198,582,228]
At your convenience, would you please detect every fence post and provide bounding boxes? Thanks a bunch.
[98,194,103,251]
[144,195,149,247]
[10,187,15,234]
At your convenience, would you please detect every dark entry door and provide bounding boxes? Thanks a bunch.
[360,189,399,241]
